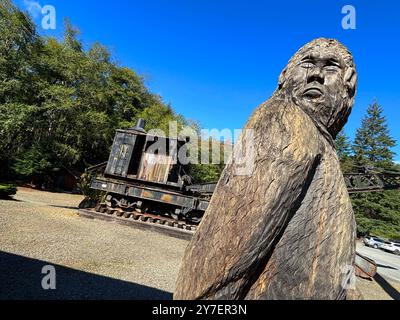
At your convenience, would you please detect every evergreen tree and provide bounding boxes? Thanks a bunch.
[353,101,396,169]
[352,190,400,240]
[349,101,399,240]
[335,130,355,173]
[335,130,352,160]
[63,19,82,52]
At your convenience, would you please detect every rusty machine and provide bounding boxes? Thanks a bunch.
[80,119,400,233]
[82,119,214,231]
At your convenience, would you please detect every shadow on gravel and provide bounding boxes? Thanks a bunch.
[376,263,398,270]
[0,251,172,300]
[50,205,79,210]
[0,196,21,202]
[374,273,400,300]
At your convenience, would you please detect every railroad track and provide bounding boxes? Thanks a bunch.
[78,203,197,241]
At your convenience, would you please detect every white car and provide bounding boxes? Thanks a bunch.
[380,242,400,255]
[363,236,385,249]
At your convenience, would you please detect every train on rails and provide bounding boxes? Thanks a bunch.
[85,119,215,229]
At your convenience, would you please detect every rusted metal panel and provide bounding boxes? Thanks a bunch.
[129,185,194,207]
[355,252,377,280]
[138,152,173,183]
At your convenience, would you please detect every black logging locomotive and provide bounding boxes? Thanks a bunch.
[87,119,216,227]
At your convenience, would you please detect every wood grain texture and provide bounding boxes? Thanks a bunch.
[174,38,357,300]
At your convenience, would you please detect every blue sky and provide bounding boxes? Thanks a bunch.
[16,0,400,161]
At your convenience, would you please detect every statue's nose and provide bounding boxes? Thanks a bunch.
[307,67,324,85]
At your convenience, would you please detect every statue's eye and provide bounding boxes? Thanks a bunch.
[300,62,314,69]
[324,65,339,72]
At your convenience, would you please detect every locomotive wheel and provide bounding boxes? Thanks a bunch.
[132,213,141,220]
[123,212,132,218]
[115,209,124,217]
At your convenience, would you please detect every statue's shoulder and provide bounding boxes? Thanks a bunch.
[247,96,321,156]
[248,95,307,128]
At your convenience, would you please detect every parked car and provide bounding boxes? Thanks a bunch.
[380,242,400,255]
[363,236,385,249]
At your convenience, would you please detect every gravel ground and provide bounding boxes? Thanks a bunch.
[0,187,188,299]
[1,187,399,300]
[357,276,400,300]
[355,242,400,300]
[356,243,400,282]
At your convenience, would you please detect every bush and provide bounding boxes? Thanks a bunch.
[77,172,104,208]
[0,183,17,198]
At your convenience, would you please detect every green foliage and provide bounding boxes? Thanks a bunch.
[188,163,222,183]
[0,0,38,106]
[353,101,396,169]
[187,138,227,183]
[335,130,354,173]
[0,182,17,198]
[12,148,52,178]
[335,130,352,159]
[351,190,400,240]
[77,171,104,208]
[335,103,399,239]
[0,1,188,182]
[137,103,187,134]
[346,101,399,239]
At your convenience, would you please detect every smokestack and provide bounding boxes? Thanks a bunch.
[133,118,146,133]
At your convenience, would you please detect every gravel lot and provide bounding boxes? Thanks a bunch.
[355,242,400,300]
[1,187,399,300]
[0,187,188,299]
[357,242,400,282]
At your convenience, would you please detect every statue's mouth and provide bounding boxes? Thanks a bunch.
[303,86,324,98]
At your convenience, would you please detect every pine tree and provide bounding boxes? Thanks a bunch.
[350,101,399,240]
[352,190,400,240]
[335,130,354,173]
[335,130,352,159]
[353,101,396,169]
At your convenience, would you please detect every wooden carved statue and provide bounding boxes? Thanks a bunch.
[174,38,358,300]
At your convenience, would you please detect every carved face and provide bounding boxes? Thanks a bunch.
[278,38,357,138]
[291,50,347,128]
[293,51,345,104]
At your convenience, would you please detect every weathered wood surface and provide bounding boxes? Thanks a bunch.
[174,38,358,300]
